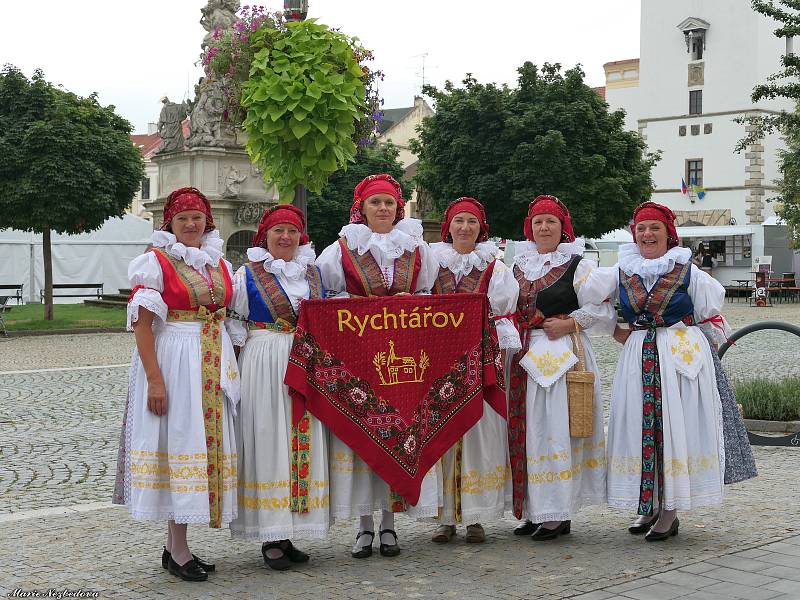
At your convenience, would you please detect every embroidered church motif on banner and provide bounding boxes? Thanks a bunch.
[284,294,504,504]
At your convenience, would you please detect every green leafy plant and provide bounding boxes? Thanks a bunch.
[735,376,800,421]
[205,10,383,199]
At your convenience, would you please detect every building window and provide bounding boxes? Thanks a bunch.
[691,37,704,60]
[141,177,150,200]
[686,159,703,188]
[689,90,703,115]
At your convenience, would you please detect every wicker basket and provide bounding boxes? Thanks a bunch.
[566,326,594,438]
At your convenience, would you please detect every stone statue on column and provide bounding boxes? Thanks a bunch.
[156,96,188,154]
[187,0,241,149]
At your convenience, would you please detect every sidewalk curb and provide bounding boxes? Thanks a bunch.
[4,327,128,338]
[743,418,800,434]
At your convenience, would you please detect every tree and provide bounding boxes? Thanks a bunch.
[772,104,800,247]
[306,143,409,250]
[0,66,144,319]
[738,0,800,150]
[410,63,658,240]
[740,1,800,246]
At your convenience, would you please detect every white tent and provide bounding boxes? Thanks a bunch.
[0,214,153,303]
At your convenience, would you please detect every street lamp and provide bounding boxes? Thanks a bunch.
[285,0,309,213]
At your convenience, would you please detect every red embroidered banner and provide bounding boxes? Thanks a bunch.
[285,293,504,505]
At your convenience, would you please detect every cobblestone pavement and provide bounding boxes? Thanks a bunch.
[0,306,798,599]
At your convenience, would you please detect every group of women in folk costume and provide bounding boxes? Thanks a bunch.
[115,178,755,581]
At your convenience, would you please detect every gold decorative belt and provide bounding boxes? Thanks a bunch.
[168,306,226,528]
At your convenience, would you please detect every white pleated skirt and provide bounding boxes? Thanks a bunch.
[231,329,331,541]
[521,331,607,523]
[607,327,725,511]
[437,406,511,526]
[120,321,238,525]
[330,436,442,519]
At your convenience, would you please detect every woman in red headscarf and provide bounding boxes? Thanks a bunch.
[316,173,441,558]
[428,197,521,544]
[227,205,330,570]
[113,188,240,581]
[585,202,730,541]
[508,195,614,541]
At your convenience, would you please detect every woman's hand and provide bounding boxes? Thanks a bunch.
[613,325,631,345]
[147,378,168,416]
[541,317,575,341]
[394,292,411,296]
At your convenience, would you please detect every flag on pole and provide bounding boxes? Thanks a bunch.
[681,177,689,195]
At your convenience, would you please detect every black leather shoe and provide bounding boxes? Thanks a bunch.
[645,517,679,542]
[261,542,292,571]
[628,514,659,535]
[379,528,401,557]
[162,547,216,572]
[282,540,310,563]
[531,520,571,541]
[167,556,208,582]
[351,531,374,559]
[513,521,541,536]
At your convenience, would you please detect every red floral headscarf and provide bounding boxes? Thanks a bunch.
[440,197,489,243]
[631,201,680,249]
[252,204,309,248]
[523,195,576,243]
[350,173,405,225]
[161,187,215,233]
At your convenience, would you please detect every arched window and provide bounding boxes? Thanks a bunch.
[226,230,256,271]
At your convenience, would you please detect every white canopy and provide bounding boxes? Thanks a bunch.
[0,214,153,303]
[676,225,755,238]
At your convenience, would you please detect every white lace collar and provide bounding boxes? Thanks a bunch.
[431,241,498,278]
[618,243,692,279]
[513,238,585,281]
[339,218,424,258]
[246,243,315,280]
[151,229,224,270]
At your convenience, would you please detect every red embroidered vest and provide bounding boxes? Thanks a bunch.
[432,261,496,295]
[338,238,421,296]
[151,248,232,311]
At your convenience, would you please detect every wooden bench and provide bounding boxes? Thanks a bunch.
[40,283,103,301]
[0,284,24,305]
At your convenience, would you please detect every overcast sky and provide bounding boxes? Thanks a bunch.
[0,1,641,133]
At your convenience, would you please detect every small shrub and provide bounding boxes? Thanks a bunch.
[734,377,800,421]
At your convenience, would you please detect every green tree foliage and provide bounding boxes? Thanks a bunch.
[0,66,144,318]
[738,0,800,149]
[742,1,800,246]
[307,143,408,250]
[773,103,800,247]
[411,63,657,240]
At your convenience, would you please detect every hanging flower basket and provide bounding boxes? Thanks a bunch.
[203,6,383,199]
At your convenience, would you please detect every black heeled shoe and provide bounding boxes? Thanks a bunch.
[282,540,310,563]
[530,520,571,541]
[162,547,216,572]
[513,521,541,536]
[645,517,679,542]
[628,514,659,535]
[351,531,374,559]
[379,528,401,557]
[261,542,292,570]
[167,556,208,582]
